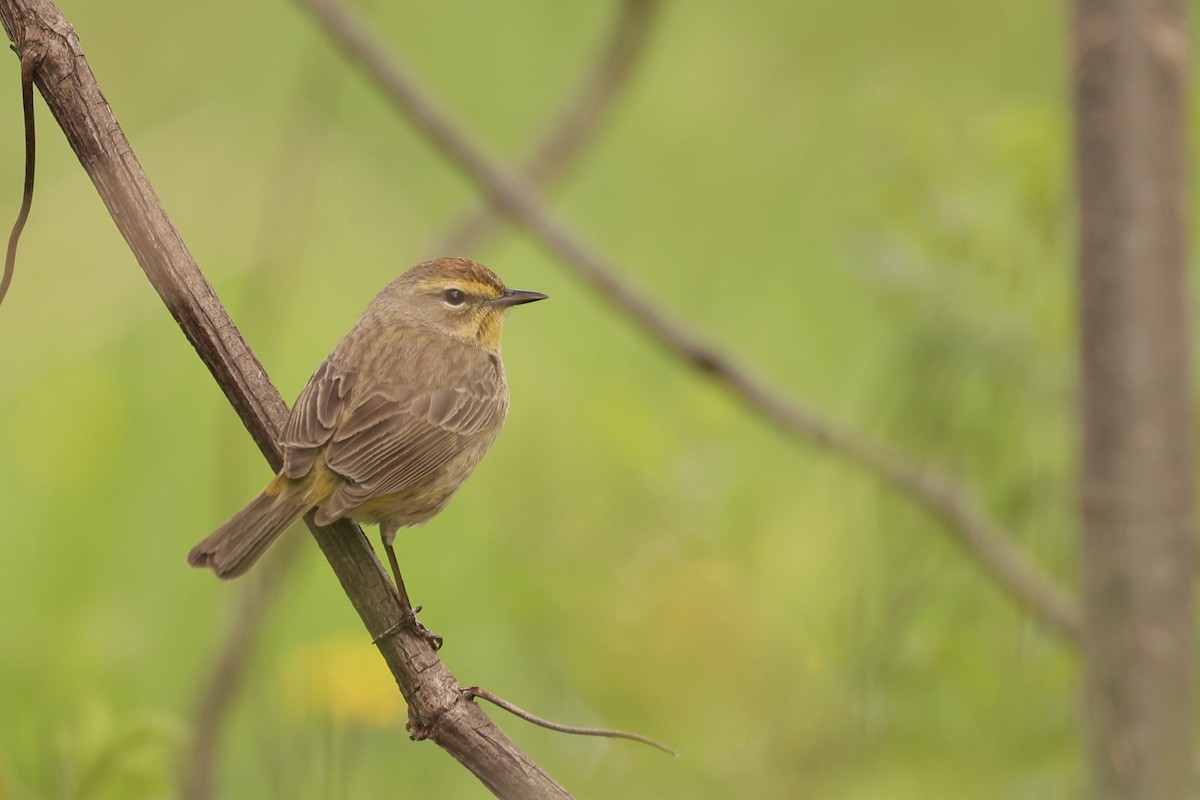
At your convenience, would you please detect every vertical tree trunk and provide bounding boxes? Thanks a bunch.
[1073,1,1196,797]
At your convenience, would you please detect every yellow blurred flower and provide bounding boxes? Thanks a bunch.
[279,636,405,728]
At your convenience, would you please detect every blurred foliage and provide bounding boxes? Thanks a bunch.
[0,0,1179,797]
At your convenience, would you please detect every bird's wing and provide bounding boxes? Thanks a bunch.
[279,359,356,479]
[323,376,504,503]
[278,335,506,521]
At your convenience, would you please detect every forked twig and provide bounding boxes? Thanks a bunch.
[299,0,1083,644]
[465,686,678,757]
[431,0,659,256]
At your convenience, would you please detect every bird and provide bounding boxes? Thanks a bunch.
[188,257,546,640]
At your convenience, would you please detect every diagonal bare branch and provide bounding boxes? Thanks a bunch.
[299,0,1083,645]
[0,1,571,797]
[182,536,301,800]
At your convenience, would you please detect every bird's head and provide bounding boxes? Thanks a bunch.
[386,257,546,351]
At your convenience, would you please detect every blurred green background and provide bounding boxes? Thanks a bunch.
[0,0,1131,797]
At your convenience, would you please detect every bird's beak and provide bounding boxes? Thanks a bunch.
[491,288,548,307]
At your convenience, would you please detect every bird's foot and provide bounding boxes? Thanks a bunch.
[372,604,443,650]
[407,604,444,650]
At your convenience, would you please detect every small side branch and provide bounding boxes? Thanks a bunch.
[465,686,678,757]
[299,0,1082,644]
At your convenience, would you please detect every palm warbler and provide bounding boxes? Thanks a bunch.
[188,257,545,615]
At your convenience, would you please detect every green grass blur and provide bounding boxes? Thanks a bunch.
[0,0,1121,797]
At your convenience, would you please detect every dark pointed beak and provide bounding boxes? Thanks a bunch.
[491,288,548,308]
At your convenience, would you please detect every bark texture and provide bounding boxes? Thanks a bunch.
[1073,1,1196,797]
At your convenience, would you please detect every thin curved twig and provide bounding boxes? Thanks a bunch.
[464,686,678,757]
[299,0,1083,645]
[2,43,38,309]
[430,0,659,256]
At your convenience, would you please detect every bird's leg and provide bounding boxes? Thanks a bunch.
[381,536,443,650]
[383,539,414,609]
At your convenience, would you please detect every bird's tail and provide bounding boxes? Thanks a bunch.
[188,477,313,579]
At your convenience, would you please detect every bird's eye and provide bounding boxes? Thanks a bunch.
[442,288,466,306]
